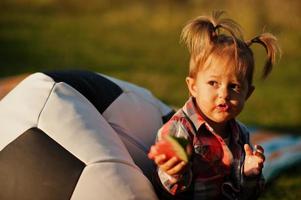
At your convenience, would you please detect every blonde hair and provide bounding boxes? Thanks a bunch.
[181,11,280,85]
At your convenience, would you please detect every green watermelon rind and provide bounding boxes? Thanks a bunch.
[165,135,189,162]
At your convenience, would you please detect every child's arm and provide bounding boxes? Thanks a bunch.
[154,155,192,196]
[240,143,265,200]
[154,154,190,184]
[236,123,265,200]
[150,120,193,195]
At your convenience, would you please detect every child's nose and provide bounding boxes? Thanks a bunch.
[218,87,230,100]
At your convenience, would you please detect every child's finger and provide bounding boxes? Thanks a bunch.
[148,145,158,159]
[254,151,265,162]
[154,154,166,165]
[160,157,180,172]
[254,145,264,154]
[244,144,253,156]
[166,161,187,175]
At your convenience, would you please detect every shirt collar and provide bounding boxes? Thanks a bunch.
[182,97,206,131]
[182,97,241,142]
[229,120,241,142]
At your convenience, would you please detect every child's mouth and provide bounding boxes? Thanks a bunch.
[217,103,229,112]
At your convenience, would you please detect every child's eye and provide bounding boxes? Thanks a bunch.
[229,84,241,92]
[208,81,218,87]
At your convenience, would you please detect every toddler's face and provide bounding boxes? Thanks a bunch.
[186,57,254,125]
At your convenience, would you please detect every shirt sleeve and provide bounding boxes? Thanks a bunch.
[240,166,265,200]
[154,119,193,195]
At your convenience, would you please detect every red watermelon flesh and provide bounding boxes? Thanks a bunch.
[148,135,190,162]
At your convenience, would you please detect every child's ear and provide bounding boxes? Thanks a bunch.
[246,85,255,100]
[186,77,197,97]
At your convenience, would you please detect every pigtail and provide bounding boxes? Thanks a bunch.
[180,13,215,57]
[211,11,244,67]
[181,11,243,57]
[212,11,243,40]
[246,33,281,78]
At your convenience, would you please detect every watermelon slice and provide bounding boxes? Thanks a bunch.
[148,135,190,162]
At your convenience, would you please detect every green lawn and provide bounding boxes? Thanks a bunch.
[0,0,300,199]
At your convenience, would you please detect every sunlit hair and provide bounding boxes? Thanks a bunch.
[181,11,280,85]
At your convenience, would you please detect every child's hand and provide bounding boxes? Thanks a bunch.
[154,154,187,181]
[243,144,265,177]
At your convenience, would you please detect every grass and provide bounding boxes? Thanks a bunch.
[0,0,301,199]
[261,166,301,199]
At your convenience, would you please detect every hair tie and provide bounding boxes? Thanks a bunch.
[251,37,260,43]
[246,36,261,47]
[213,24,221,32]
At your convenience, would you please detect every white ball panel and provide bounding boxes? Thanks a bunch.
[71,163,158,200]
[38,82,136,167]
[0,73,55,150]
[121,137,155,179]
[103,92,163,151]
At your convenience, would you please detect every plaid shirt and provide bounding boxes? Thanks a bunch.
[154,97,264,200]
